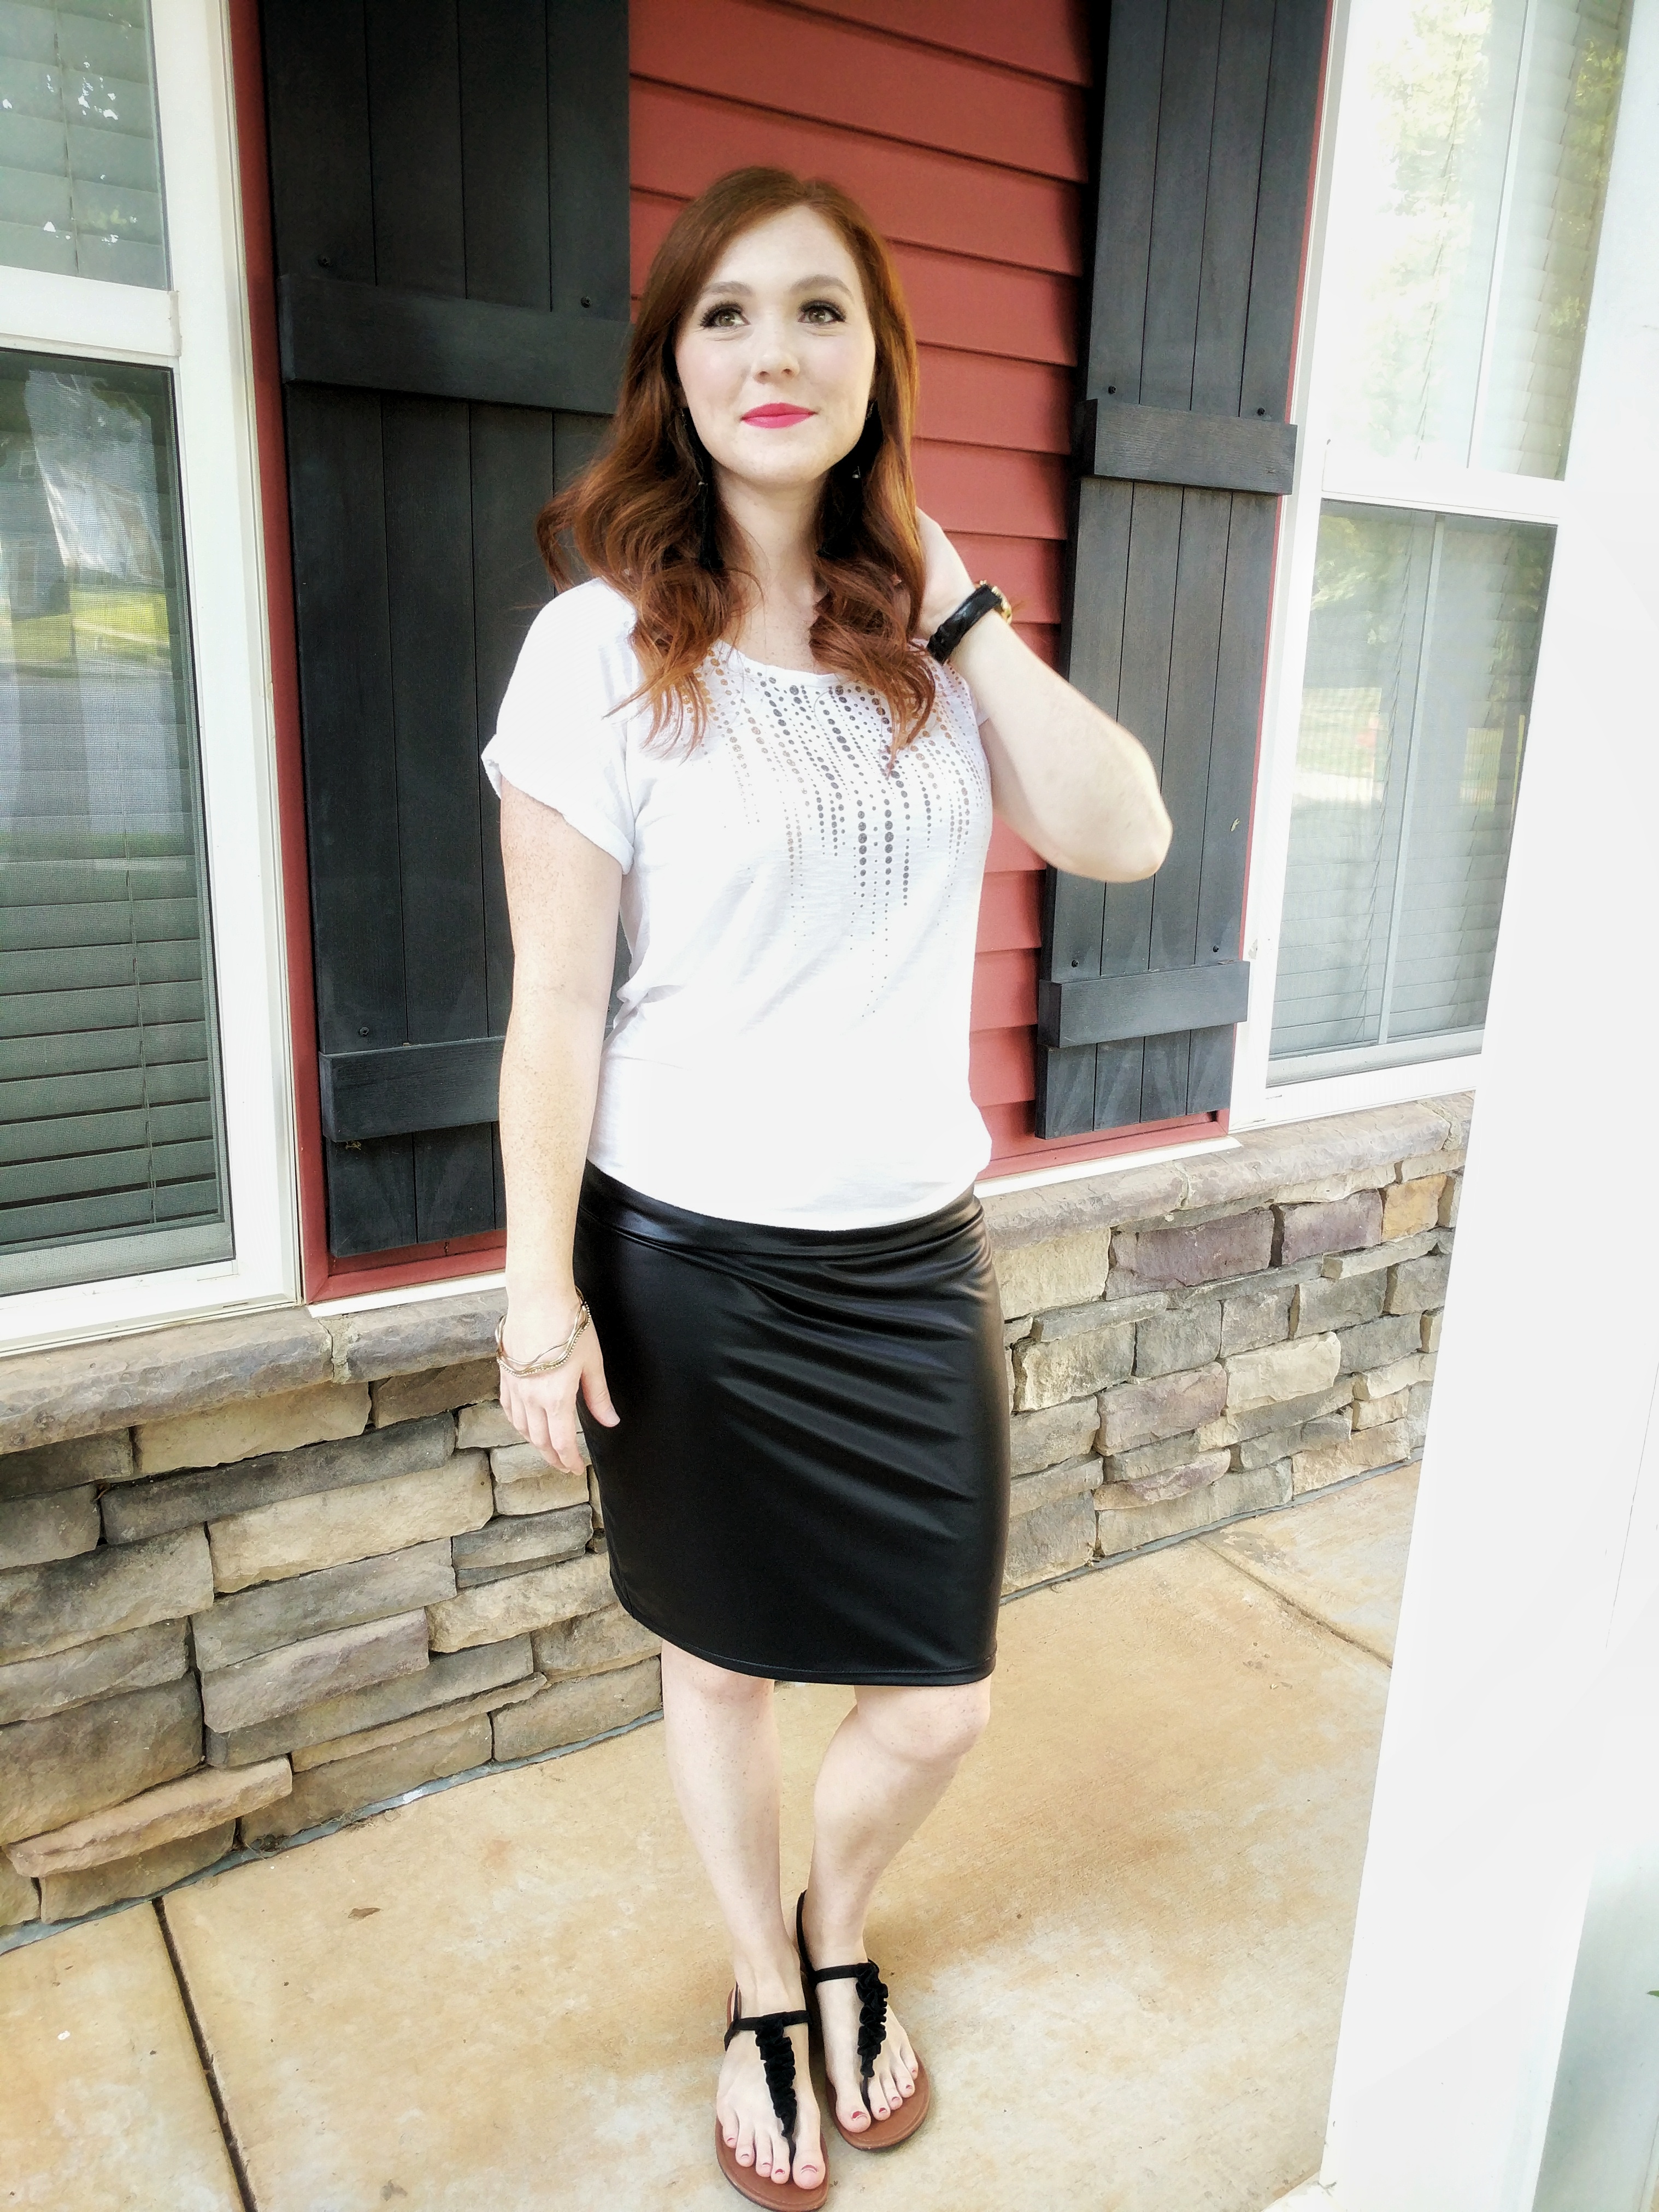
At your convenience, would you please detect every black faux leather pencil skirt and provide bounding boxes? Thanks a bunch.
[573,1163,1011,1685]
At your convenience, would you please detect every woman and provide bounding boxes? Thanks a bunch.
[485,167,1169,2209]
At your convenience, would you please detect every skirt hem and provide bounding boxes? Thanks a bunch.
[608,1560,997,1689]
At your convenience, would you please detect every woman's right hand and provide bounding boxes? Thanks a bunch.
[497,1299,619,1477]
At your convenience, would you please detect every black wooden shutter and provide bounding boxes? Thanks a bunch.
[1037,0,1326,1138]
[260,0,630,1257]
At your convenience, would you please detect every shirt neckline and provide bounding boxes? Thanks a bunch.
[722,643,842,688]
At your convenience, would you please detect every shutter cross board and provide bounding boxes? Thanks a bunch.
[1037,959,1250,1050]
[278,274,631,414]
[260,0,630,1259]
[1039,0,1327,1139]
[1084,396,1297,496]
[320,1037,506,1145]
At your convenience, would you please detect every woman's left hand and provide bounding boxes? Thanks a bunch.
[915,509,976,639]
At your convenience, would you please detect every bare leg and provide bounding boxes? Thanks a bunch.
[800,1680,991,2132]
[658,1641,824,2189]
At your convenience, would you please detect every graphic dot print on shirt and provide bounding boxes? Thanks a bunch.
[705,648,988,1005]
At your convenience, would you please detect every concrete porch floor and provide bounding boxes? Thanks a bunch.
[0,1463,1419,2212]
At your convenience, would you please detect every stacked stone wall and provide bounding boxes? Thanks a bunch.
[990,1100,1467,1588]
[0,1352,658,1935]
[0,1096,1469,1935]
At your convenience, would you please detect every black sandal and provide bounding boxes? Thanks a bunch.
[715,1989,827,2209]
[795,1892,931,2149]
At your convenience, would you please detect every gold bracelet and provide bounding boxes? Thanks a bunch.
[495,1303,590,1378]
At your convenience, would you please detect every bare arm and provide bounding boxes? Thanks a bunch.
[496,778,624,1475]
[916,511,1172,881]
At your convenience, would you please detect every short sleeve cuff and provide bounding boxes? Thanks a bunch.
[482,740,635,872]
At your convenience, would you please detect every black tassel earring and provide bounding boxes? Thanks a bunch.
[683,410,724,573]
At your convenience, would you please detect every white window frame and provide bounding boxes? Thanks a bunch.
[1231,0,1604,1132]
[0,0,298,1350]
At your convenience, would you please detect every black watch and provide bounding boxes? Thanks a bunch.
[926,580,1012,663]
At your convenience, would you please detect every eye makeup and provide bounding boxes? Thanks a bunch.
[695,296,848,330]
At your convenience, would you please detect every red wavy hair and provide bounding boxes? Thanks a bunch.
[536,166,937,748]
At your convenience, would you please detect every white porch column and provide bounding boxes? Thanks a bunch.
[1311,3,1659,2205]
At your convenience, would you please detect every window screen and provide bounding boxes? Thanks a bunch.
[1323,0,1629,479]
[0,349,229,1293]
[0,1,166,287]
[1270,503,1550,1080]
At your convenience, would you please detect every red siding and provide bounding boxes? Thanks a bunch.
[632,85,1080,270]
[631,0,1140,1171]
[632,0,1089,174]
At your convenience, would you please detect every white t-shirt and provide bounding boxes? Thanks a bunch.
[481,579,993,1228]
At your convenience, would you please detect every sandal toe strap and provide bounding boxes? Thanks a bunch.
[792,1897,890,2102]
[724,2003,809,2142]
[809,1960,890,2093]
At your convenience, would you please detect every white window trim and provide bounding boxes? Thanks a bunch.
[1,266,179,363]
[1320,450,1569,528]
[1231,0,1622,1134]
[1232,0,1366,1132]
[0,0,299,1353]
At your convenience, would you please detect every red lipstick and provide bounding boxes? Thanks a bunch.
[742,403,814,427]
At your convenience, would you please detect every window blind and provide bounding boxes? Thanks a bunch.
[0,1,166,287]
[1473,0,1631,474]
[1270,504,1550,1080]
[0,351,229,1293]
[1324,0,1630,480]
